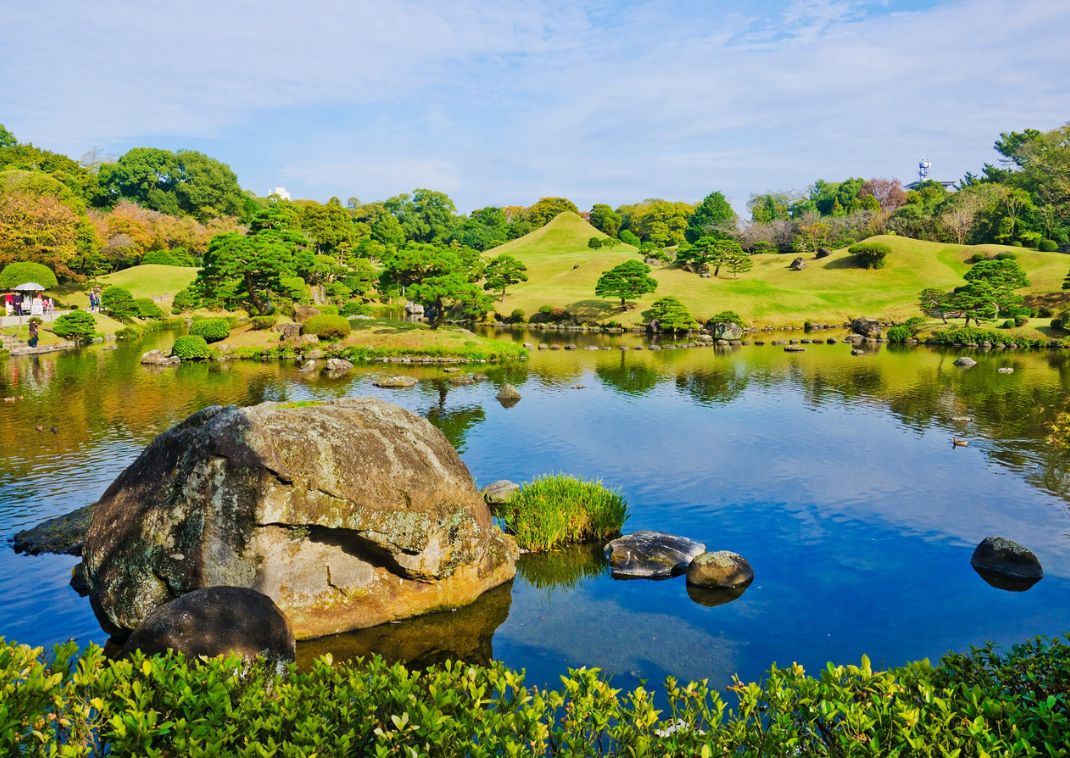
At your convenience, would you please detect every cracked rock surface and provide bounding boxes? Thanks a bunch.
[83,398,518,639]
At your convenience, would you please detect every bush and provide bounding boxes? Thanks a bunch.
[142,248,195,266]
[1052,318,1063,330]
[134,298,163,319]
[1039,239,1059,252]
[0,261,58,289]
[250,315,277,330]
[101,286,137,321]
[969,252,988,264]
[1014,314,1029,327]
[318,304,339,316]
[325,281,352,302]
[926,327,1047,348]
[170,334,211,360]
[994,251,1018,261]
[3,634,1070,755]
[588,236,604,249]
[341,300,370,317]
[50,310,96,343]
[709,310,746,328]
[171,286,199,314]
[886,324,913,342]
[301,314,351,340]
[848,241,890,269]
[189,318,231,343]
[646,296,698,332]
[618,229,641,247]
[498,474,627,552]
[509,308,525,323]
[1000,318,1015,329]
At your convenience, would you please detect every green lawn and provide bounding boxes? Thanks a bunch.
[55,265,198,309]
[488,216,1069,326]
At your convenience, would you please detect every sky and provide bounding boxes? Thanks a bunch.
[2,0,1068,213]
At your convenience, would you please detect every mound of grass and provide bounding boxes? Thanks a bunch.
[498,474,628,552]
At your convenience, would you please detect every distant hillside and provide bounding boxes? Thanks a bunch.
[489,222,1068,325]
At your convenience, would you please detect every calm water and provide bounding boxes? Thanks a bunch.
[2,329,1069,690]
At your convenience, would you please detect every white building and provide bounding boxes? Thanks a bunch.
[269,186,292,200]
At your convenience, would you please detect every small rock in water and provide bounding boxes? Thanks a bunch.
[495,384,522,407]
[325,357,354,373]
[480,480,519,506]
[572,384,585,389]
[604,531,706,579]
[970,536,1043,591]
[122,586,296,663]
[850,349,865,356]
[954,356,977,368]
[297,359,316,373]
[997,367,1014,374]
[373,375,418,388]
[784,345,805,353]
[951,416,973,423]
[443,367,460,373]
[687,551,754,590]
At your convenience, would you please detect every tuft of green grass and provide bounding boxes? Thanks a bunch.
[498,474,627,552]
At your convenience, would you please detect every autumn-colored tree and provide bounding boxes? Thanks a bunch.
[0,191,81,272]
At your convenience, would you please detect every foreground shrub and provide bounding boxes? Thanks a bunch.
[101,286,137,321]
[170,334,211,360]
[250,315,277,330]
[318,304,339,316]
[1,635,1069,755]
[133,298,163,319]
[848,241,891,269]
[189,317,231,343]
[302,314,351,340]
[51,310,96,343]
[498,474,627,552]
[0,261,58,289]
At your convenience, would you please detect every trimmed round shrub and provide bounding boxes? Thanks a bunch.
[0,261,58,289]
[848,242,891,269]
[101,287,137,321]
[301,314,351,340]
[498,474,628,552]
[134,298,163,319]
[51,309,96,343]
[509,308,525,323]
[171,334,211,360]
[189,318,231,343]
[994,251,1018,261]
[250,315,277,330]
[1039,239,1059,252]
[1051,318,1063,330]
[341,300,371,316]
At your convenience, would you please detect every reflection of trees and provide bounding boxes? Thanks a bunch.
[595,356,662,396]
[675,365,750,406]
[423,381,486,452]
[517,544,608,590]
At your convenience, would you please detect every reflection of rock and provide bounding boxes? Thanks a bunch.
[686,584,748,607]
[13,503,96,555]
[518,543,609,589]
[481,480,519,507]
[70,562,90,596]
[686,551,753,589]
[954,357,977,368]
[449,374,486,386]
[296,581,512,670]
[298,359,316,372]
[970,536,1043,591]
[604,531,705,578]
[122,586,296,663]
[83,398,518,639]
[374,375,418,388]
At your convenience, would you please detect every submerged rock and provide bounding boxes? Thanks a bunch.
[686,551,754,589]
[954,356,977,368]
[373,375,418,388]
[122,586,296,662]
[13,503,96,556]
[604,531,706,579]
[83,398,518,639]
[970,536,1043,590]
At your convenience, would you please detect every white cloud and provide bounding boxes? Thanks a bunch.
[1,0,1067,210]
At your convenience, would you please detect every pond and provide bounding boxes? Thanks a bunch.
[2,327,1069,691]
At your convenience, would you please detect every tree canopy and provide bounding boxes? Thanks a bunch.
[595,260,658,308]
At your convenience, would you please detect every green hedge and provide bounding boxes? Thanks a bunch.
[302,314,351,340]
[1,635,1068,755]
[170,334,211,360]
[189,318,231,343]
[925,327,1052,348]
[134,298,163,320]
[848,242,891,269]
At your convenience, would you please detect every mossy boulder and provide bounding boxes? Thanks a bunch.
[83,398,518,639]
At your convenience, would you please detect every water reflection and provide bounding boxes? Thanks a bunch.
[516,544,608,590]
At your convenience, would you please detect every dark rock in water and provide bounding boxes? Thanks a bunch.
[604,531,705,579]
[686,551,754,589]
[851,317,881,338]
[122,586,296,662]
[480,480,519,507]
[954,356,977,368]
[851,349,865,356]
[449,373,486,386]
[70,562,90,596]
[686,584,749,608]
[826,337,837,345]
[970,537,1043,591]
[13,503,96,556]
[82,398,518,639]
[784,345,805,353]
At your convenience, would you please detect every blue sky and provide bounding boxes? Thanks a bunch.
[2,0,1068,212]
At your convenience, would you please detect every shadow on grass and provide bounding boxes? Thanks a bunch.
[821,255,865,270]
[567,300,623,320]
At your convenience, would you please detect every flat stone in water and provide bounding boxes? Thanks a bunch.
[13,504,96,556]
[604,531,706,579]
[373,375,418,388]
[970,536,1043,591]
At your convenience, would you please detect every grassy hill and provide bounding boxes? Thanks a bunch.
[56,265,198,309]
[488,219,1069,325]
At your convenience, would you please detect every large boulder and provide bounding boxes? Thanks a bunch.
[83,398,518,639]
[122,586,296,662]
[851,318,881,338]
[970,536,1043,590]
[789,257,806,271]
[710,321,743,341]
[604,531,705,579]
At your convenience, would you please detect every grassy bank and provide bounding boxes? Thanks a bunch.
[2,634,1067,755]
[53,264,198,310]
[489,215,1068,327]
